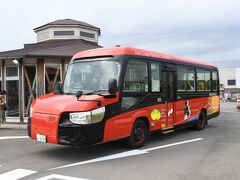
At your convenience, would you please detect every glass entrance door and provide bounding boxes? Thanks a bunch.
[5,66,19,117]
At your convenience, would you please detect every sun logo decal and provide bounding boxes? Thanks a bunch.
[151,109,161,121]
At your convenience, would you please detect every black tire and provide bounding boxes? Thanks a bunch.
[194,111,207,131]
[127,120,148,149]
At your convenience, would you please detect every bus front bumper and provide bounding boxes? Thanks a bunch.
[28,113,60,144]
[28,112,104,146]
[58,112,104,146]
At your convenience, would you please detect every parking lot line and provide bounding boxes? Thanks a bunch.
[0,136,29,140]
[0,168,36,180]
[49,138,203,170]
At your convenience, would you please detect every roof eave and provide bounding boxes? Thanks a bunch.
[34,24,101,34]
[25,54,72,58]
[0,56,24,60]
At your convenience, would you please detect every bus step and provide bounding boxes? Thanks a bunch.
[162,130,174,134]
[162,126,173,130]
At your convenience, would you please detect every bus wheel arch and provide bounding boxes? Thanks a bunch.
[127,117,149,149]
[201,108,208,126]
[135,116,150,131]
[194,109,207,130]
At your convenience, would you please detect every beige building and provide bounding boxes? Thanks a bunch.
[0,19,101,123]
[219,67,240,98]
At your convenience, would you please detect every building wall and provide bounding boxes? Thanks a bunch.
[37,26,98,43]
[219,67,240,98]
[219,68,240,88]
[37,29,50,42]
[236,68,240,88]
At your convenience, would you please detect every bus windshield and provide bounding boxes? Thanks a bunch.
[63,58,122,94]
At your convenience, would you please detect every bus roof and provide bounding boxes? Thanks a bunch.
[72,46,217,68]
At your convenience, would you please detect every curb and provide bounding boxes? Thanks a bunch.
[0,123,27,130]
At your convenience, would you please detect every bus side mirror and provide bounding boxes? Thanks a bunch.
[108,79,117,94]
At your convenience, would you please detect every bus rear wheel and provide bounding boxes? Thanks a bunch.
[127,120,148,149]
[194,111,207,131]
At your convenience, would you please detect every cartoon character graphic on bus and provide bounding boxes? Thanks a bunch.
[184,100,191,120]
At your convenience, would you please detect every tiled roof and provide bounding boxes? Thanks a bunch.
[0,39,101,59]
[34,19,101,35]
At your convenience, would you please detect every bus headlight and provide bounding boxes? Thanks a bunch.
[69,107,105,125]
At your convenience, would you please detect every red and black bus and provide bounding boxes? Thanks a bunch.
[28,46,220,148]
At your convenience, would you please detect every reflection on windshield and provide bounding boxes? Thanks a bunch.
[63,58,121,94]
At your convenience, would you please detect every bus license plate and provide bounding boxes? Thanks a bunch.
[36,134,46,143]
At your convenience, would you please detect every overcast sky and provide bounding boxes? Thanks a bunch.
[0,0,239,66]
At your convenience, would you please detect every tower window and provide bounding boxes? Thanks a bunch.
[80,31,95,38]
[54,31,74,36]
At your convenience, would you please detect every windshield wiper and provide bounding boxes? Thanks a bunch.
[85,90,117,99]
[63,92,74,95]
[85,90,107,95]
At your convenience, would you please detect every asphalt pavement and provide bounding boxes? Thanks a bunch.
[0,102,239,180]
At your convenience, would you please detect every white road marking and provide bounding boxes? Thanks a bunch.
[0,136,29,140]
[49,138,203,170]
[0,168,36,180]
[144,138,203,151]
[49,150,147,170]
[37,174,88,180]
[221,111,239,113]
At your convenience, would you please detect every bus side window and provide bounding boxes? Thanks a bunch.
[197,69,211,91]
[151,63,161,92]
[212,71,218,91]
[177,66,195,92]
[121,60,148,109]
[197,70,205,91]
[123,61,148,92]
[205,71,211,91]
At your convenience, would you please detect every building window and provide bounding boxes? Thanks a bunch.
[123,61,148,92]
[151,63,161,92]
[177,67,195,91]
[44,64,61,94]
[80,31,95,38]
[54,31,74,36]
[6,66,18,77]
[197,69,211,91]
[228,79,236,86]
[5,66,19,117]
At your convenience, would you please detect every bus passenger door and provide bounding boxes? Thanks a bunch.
[162,70,175,128]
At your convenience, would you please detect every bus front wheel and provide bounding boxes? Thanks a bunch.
[127,120,148,149]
